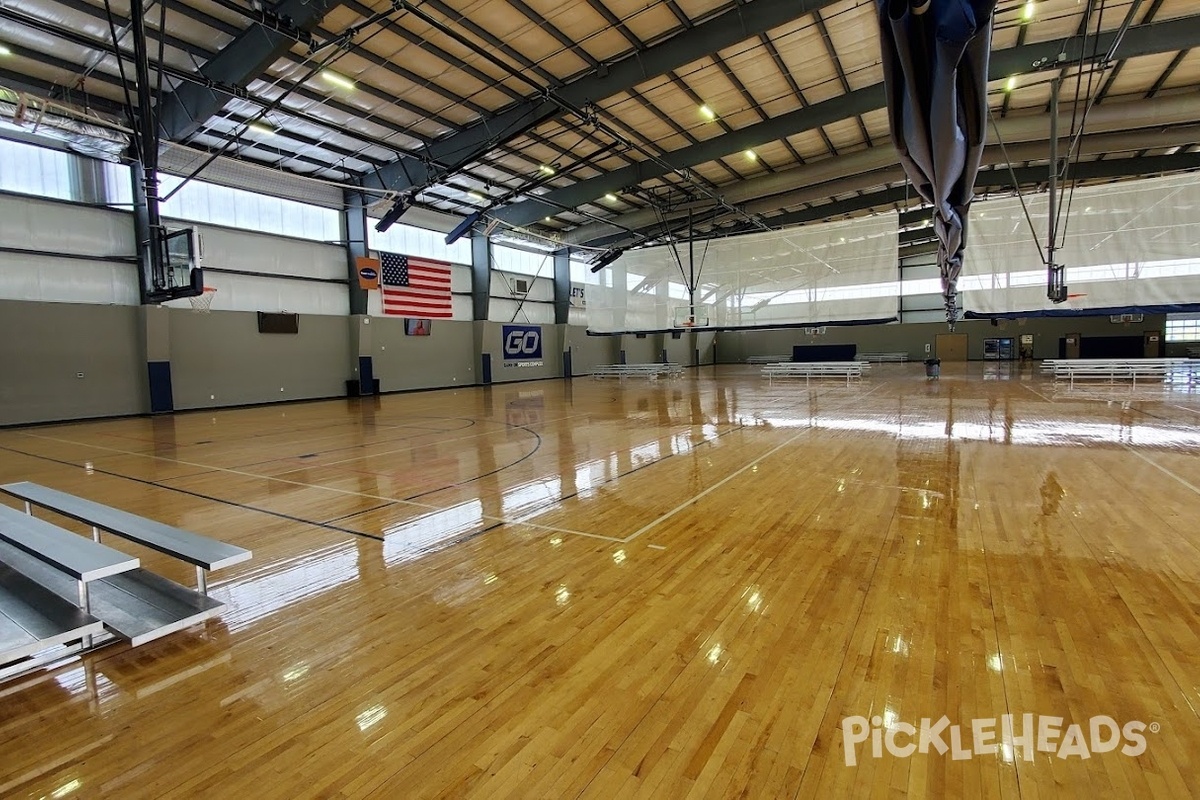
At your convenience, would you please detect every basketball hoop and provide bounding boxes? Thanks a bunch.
[189,286,217,313]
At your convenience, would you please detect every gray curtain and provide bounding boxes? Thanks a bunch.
[877,0,998,327]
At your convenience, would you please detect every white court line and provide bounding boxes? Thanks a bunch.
[621,382,889,544]
[305,412,594,471]
[14,431,624,543]
[1170,404,1200,415]
[646,544,667,551]
[1020,382,1055,403]
[1123,445,1200,498]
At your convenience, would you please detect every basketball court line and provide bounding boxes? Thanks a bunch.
[9,384,888,547]
[1019,382,1056,403]
[0,443,387,542]
[621,381,890,543]
[1123,445,1200,498]
[271,411,594,473]
[9,432,624,543]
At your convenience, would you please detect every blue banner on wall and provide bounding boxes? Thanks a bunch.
[501,325,543,361]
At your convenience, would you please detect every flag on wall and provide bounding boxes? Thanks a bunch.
[356,256,381,290]
[379,252,453,318]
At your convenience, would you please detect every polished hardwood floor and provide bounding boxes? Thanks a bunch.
[2,363,1200,798]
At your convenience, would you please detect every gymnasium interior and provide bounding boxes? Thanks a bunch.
[2,0,1200,796]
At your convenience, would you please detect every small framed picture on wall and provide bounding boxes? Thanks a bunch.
[405,318,432,336]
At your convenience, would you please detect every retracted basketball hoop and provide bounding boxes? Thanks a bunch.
[672,305,711,329]
[189,286,217,313]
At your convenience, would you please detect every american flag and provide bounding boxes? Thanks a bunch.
[379,252,453,318]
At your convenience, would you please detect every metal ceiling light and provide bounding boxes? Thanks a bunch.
[247,121,276,136]
[375,196,409,233]
[538,164,556,176]
[699,104,716,120]
[320,71,355,90]
[590,249,623,273]
[0,43,11,56]
[445,210,483,245]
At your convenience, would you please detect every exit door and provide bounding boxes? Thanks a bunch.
[1144,331,1162,358]
[936,333,968,362]
[1065,333,1081,359]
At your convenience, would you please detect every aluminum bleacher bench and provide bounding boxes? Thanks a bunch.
[0,503,136,677]
[858,352,909,363]
[592,363,682,380]
[0,564,105,680]
[746,355,791,364]
[761,361,868,386]
[1,481,251,596]
[1040,358,1197,388]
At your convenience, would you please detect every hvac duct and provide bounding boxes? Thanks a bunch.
[0,87,129,160]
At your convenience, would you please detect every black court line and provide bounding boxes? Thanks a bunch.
[0,444,386,542]
[323,501,395,525]
[224,418,480,471]
[403,419,544,501]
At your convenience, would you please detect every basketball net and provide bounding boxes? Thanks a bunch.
[189,287,217,313]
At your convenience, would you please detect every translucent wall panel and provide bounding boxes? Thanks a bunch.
[158,174,342,243]
[963,172,1200,314]
[0,138,73,200]
[490,297,555,324]
[369,222,471,265]
[586,213,900,332]
[0,195,133,258]
[492,244,554,277]
[0,251,139,304]
[489,270,553,302]
[183,224,345,280]
[163,273,347,315]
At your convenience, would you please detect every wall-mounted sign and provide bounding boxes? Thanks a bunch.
[502,325,543,366]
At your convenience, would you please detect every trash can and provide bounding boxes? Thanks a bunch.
[924,358,941,380]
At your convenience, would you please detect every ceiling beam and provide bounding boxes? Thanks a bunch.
[752,153,1200,234]
[497,14,1200,229]
[582,147,1200,249]
[159,0,339,139]
[361,0,845,193]
[566,94,1200,244]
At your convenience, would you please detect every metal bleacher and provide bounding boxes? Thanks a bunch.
[1040,358,1199,388]
[0,483,251,681]
[592,363,684,380]
[761,361,869,386]
[858,352,910,363]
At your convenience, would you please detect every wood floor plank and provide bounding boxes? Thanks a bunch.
[0,364,1198,797]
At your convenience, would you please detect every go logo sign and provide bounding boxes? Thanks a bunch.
[502,325,542,360]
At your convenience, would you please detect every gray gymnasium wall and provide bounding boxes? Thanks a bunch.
[718,315,1168,362]
[370,317,475,391]
[169,309,350,409]
[0,300,147,425]
[563,326,618,376]
[619,333,660,364]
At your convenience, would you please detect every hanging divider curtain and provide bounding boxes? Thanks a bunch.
[876,0,998,326]
[585,213,900,334]
[961,172,1200,315]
